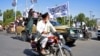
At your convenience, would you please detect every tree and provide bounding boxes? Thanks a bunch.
[56,12,96,27]
[0,20,3,25]
[56,15,73,26]
[57,17,65,25]
[84,17,89,26]
[69,15,73,26]
[16,11,22,17]
[87,19,96,27]
[76,13,85,22]
[3,9,22,25]
[74,13,96,27]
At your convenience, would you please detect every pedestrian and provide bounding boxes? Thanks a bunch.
[18,17,24,26]
[15,17,20,32]
[25,9,34,41]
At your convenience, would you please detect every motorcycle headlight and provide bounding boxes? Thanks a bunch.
[59,35,63,39]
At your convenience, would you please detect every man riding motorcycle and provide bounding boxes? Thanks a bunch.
[36,12,57,54]
[30,12,72,56]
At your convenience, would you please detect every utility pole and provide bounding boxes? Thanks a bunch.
[14,0,17,21]
[12,0,17,20]
[68,1,70,27]
[89,11,93,19]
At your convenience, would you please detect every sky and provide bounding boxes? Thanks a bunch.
[0,0,100,20]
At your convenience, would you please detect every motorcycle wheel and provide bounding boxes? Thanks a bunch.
[56,48,72,56]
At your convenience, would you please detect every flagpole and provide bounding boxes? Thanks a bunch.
[64,16,66,25]
[15,0,17,21]
[26,0,27,9]
[15,4,16,21]
[68,1,70,27]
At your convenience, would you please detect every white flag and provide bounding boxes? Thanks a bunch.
[48,3,68,18]
[12,0,17,7]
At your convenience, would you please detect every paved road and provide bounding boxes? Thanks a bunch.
[72,40,100,56]
[0,31,33,56]
[72,31,100,56]
[0,31,100,56]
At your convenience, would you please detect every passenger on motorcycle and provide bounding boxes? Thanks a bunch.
[36,12,57,54]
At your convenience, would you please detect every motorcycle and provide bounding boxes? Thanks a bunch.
[31,32,72,56]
